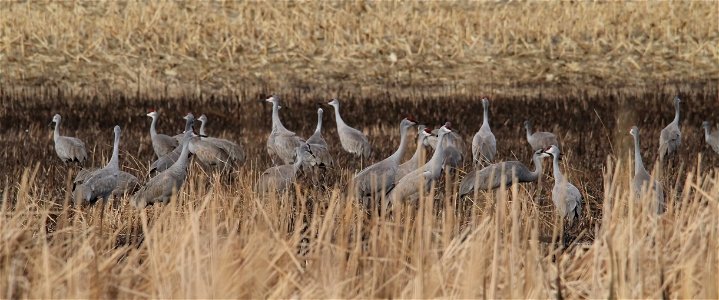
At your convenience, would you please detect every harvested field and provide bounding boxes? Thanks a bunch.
[2,84,719,298]
[2,1,719,298]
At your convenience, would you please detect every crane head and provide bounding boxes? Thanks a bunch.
[481,97,489,106]
[540,145,562,160]
[328,99,339,107]
[146,110,158,118]
[113,125,121,136]
[198,114,208,123]
[702,121,710,129]
[51,114,61,123]
[265,95,278,104]
[629,126,639,137]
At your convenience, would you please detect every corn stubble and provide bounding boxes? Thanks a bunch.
[1,86,719,298]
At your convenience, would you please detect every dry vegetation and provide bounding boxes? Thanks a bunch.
[0,1,717,97]
[2,85,719,298]
[1,1,719,298]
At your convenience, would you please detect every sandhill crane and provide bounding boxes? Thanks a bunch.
[327,99,371,162]
[132,129,194,207]
[390,125,453,202]
[255,143,317,194]
[658,96,682,162]
[524,120,560,151]
[306,107,334,168]
[266,96,306,165]
[395,126,432,183]
[630,126,665,214]
[73,126,122,204]
[147,110,179,158]
[50,114,87,163]
[540,145,582,225]
[352,118,416,200]
[197,114,245,164]
[150,113,194,174]
[73,167,139,199]
[177,114,231,171]
[427,122,465,169]
[386,171,433,207]
[472,97,497,166]
[702,121,719,155]
[459,149,544,197]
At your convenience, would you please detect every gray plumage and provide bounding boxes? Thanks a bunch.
[150,113,195,174]
[395,126,432,183]
[73,126,122,204]
[198,114,246,164]
[393,125,454,198]
[132,129,194,207]
[386,170,433,206]
[658,96,682,162]
[459,149,544,197]
[630,126,665,214]
[266,96,306,165]
[255,143,317,194]
[306,107,334,167]
[524,120,560,152]
[352,118,416,198]
[702,121,719,155]
[50,114,87,163]
[427,122,465,168]
[147,110,179,158]
[540,145,582,225]
[472,97,497,166]
[74,168,139,199]
[328,99,371,159]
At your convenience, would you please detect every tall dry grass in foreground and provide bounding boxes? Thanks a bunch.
[1,1,717,96]
[1,157,719,298]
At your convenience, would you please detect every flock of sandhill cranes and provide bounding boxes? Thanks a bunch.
[50,95,717,223]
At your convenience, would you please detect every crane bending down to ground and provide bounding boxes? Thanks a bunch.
[658,96,682,162]
[266,96,306,165]
[50,114,87,163]
[255,143,317,194]
[459,149,544,197]
[327,99,371,163]
[306,107,334,168]
[150,113,195,174]
[387,125,453,205]
[540,145,582,225]
[524,120,560,152]
[132,129,194,207]
[73,126,124,205]
[352,118,416,201]
[703,121,719,155]
[197,114,245,165]
[395,126,432,183]
[472,97,497,166]
[630,126,665,214]
[147,110,179,158]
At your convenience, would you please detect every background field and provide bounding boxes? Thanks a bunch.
[1,1,719,299]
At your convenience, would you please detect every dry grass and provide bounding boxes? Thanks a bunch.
[1,2,717,97]
[1,86,719,297]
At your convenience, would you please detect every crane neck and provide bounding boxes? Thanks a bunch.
[199,120,207,137]
[427,132,448,178]
[529,154,543,180]
[149,116,158,137]
[174,133,192,171]
[332,105,346,128]
[53,119,61,141]
[314,111,323,135]
[271,102,288,131]
[632,134,646,175]
[389,124,410,163]
[482,104,489,127]
[525,125,533,140]
[107,130,121,170]
[409,133,425,162]
[672,101,680,125]
[551,154,564,183]
[704,127,711,141]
